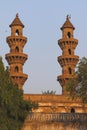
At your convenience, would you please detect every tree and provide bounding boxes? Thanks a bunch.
[0,57,37,130]
[67,57,87,103]
[42,90,56,95]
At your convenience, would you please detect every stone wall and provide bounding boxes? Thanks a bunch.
[22,94,87,130]
[23,122,87,130]
[24,94,87,113]
[22,113,87,130]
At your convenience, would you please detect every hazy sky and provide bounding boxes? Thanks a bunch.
[0,1,87,94]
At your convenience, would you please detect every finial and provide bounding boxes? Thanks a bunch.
[16,13,19,18]
[66,15,71,20]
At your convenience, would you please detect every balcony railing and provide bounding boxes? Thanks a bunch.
[26,113,87,122]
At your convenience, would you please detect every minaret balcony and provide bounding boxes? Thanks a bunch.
[58,55,79,67]
[57,74,73,87]
[10,72,28,85]
[58,38,78,50]
[5,53,27,65]
[6,36,27,48]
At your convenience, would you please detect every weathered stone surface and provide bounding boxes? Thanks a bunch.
[24,94,87,113]
[22,113,87,130]
[23,122,87,130]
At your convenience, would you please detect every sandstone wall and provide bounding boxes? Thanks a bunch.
[24,94,87,113]
[22,122,87,130]
[22,113,87,130]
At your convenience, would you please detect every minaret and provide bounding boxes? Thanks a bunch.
[57,15,79,94]
[5,14,28,90]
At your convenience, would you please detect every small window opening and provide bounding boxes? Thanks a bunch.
[15,29,19,36]
[71,108,75,113]
[67,32,71,38]
[15,46,19,52]
[15,66,19,72]
[68,67,72,74]
[68,49,71,55]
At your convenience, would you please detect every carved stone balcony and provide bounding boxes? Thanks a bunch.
[58,55,79,67]
[26,113,87,122]
[5,53,27,65]
[6,36,27,48]
[10,72,28,85]
[58,38,78,50]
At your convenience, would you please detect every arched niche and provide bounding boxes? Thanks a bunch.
[71,108,75,113]
[15,29,19,36]
[15,46,19,52]
[68,67,72,74]
[68,49,71,55]
[15,66,19,72]
[67,32,71,38]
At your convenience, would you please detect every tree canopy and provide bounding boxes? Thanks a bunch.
[67,57,87,103]
[42,90,56,95]
[0,57,37,130]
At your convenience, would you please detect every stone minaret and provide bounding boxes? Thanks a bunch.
[57,15,79,94]
[5,14,28,90]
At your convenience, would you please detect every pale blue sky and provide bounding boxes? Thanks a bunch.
[0,1,87,94]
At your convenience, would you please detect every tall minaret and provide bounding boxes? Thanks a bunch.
[57,15,79,94]
[5,14,28,90]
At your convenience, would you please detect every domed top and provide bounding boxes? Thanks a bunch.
[9,13,24,28]
[61,15,75,30]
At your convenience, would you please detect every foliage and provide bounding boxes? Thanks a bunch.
[42,90,56,95]
[66,77,77,99]
[0,57,37,130]
[67,57,87,103]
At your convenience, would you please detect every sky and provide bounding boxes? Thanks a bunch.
[0,1,87,94]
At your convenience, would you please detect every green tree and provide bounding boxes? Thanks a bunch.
[67,57,87,103]
[0,57,37,130]
[42,90,56,95]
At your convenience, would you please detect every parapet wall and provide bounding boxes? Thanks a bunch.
[22,113,87,130]
[23,94,87,113]
[22,94,87,130]
[24,112,87,122]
